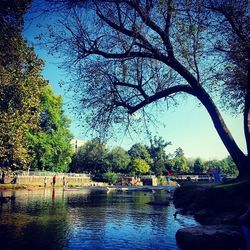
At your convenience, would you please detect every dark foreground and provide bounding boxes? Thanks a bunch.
[173,181,250,250]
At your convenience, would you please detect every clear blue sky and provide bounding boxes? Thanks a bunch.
[23,10,246,161]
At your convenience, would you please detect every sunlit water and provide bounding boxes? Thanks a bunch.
[0,187,198,250]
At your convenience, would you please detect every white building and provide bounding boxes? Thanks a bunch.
[70,139,86,152]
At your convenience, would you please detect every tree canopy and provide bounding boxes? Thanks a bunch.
[128,143,153,165]
[37,0,249,178]
[0,0,46,171]
[70,138,109,174]
[27,86,73,172]
[107,146,131,173]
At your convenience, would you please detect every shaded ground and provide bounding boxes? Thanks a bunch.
[173,180,250,225]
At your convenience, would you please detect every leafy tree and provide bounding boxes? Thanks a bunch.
[131,158,150,176]
[27,86,73,172]
[69,147,86,173]
[107,146,131,173]
[223,156,238,176]
[173,157,189,174]
[42,0,250,178]
[148,136,171,176]
[103,171,118,185]
[70,138,109,174]
[0,0,46,171]
[166,147,189,173]
[128,143,153,165]
[153,159,166,177]
[205,156,238,176]
[174,148,185,159]
[193,158,205,173]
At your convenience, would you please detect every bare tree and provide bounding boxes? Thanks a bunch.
[41,0,250,178]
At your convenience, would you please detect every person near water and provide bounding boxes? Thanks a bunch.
[63,176,67,188]
[52,175,56,187]
[166,170,172,185]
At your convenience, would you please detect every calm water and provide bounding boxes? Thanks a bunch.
[0,187,198,250]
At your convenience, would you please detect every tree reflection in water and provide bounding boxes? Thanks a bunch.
[0,188,198,250]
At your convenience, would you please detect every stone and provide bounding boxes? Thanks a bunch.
[176,225,245,250]
[146,200,170,206]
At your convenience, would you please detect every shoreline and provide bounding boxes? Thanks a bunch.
[0,183,178,191]
[173,180,250,250]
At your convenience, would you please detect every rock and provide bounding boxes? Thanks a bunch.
[146,200,170,206]
[176,225,245,250]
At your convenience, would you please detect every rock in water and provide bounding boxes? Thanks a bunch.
[146,201,170,206]
[176,225,244,250]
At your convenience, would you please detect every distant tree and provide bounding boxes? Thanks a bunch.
[193,158,205,173]
[173,157,189,174]
[131,158,150,176]
[186,158,195,172]
[103,171,118,185]
[174,148,185,158]
[70,138,109,174]
[148,136,171,176]
[69,147,86,173]
[153,159,166,177]
[169,147,189,173]
[128,143,153,166]
[223,156,238,176]
[27,86,73,172]
[107,146,131,173]
[205,156,238,176]
[165,158,175,172]
[0,0,46,171]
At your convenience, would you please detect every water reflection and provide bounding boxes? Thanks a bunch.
[0,188,198,249]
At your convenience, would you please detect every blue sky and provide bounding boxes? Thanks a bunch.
[23,9,246,160]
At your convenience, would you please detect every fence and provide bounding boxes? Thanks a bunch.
[15,171,91,178]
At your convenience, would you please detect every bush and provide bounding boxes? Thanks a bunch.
[103,171,118,185]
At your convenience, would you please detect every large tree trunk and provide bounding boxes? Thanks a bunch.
[243,54,250,179]
[195,87,249,178]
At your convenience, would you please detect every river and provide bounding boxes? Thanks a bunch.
[0,187,198,250]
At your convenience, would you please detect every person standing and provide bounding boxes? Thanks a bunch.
[63,176,67,188]
[166,170,171,185]
[52,175,56,187]
[44,176,47,187]
[1,171,5,184]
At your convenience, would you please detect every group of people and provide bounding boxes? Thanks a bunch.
[44,175,67,187]
[207,167,221,182]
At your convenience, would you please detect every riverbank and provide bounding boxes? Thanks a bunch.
[173,180,250,249]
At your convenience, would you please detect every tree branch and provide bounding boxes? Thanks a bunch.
[113,80,149,99]
[116,84,196,114]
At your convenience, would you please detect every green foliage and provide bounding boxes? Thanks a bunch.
[158,176,167,186]
[205,156,238,176]
[128,143,153,165]
[193,158,205,173]
[107,146,130,173]
[102,171,118,185]
[148,136,171,176]
[153,159,166,177]
[131,158,150,176]
[70,138,109,174]
[0,0,46,171]
[27,86,73,172]
[174,147,185,158]
[41,0,250,176]
[173,157,189,173]
[166,147,189,173]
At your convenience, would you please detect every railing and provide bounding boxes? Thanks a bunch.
[15,171,91,178]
